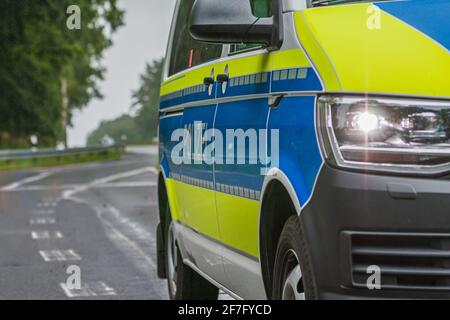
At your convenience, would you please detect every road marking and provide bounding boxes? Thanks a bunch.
[39,249,81,262]
[5,184,86,192]
[97,181,157,188]
[0,172,51,191]
[62,166,157,199]
[97,206,157,270]
[68,197,157,273]
[32,209,55,215]
[37,202,57,208]
[60,166,167,298]
[31,231,63,240]
[2,182,156,192]
[29,218,56,225]
[60,281,117,298]
[106,205,154,242]
[0,167,158,193]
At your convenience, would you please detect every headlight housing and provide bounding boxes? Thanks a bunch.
[318,96,450,175]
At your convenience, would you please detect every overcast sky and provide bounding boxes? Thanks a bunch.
[68,0,177,147]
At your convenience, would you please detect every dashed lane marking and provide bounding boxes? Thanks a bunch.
[29,218,56,225]
[31,231,63,240]
[68,197,158,275]
[60,281,117,298]
[37,202,57,208]
[32,209,55,215]
[39,249,81,262]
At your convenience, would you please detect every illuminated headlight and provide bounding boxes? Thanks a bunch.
[318,96,450,175]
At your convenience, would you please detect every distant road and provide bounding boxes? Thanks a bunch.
[0,153,168,299]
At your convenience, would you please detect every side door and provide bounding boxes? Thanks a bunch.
[160,0,227,285]
[213,0,274,296]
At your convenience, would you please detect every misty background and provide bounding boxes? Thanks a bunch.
[69,0,176,147]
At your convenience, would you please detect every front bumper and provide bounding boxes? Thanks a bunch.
[301,164,450,299]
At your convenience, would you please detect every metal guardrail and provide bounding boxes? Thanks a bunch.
[0,145,125,161]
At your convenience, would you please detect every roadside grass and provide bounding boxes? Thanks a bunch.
[0,149,123,171]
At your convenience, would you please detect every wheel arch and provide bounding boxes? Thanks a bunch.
[258,168,301,299]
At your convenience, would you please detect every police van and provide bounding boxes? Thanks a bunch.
[157,0,450,300]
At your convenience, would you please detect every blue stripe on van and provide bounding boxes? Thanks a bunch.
[159,67,323,110]
[268,96,324,207]
[271,67,323,93]
[377,0,450,52]
[161,95,325,207]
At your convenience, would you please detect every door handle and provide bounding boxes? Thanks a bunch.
[203,76,214,86]
[217,73,229,84]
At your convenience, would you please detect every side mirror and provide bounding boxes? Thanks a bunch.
[190,0,283,50]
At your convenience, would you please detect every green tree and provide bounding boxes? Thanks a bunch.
[0,0,124,149]
[131,58,164,142]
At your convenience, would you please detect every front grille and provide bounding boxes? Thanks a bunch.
[346,232,450,291]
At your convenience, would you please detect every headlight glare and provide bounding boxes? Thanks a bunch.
[318,96,450,175]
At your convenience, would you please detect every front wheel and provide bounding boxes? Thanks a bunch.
[272,216,317,300]
[165,220,218,300]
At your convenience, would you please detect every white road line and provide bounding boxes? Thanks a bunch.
[31,231,63,240]
[68,196,157,273]
[5,185,84,192]
[106,205,154,242]
[29,218,56,225]
[0,167,158,193]
[62,166,157,199]
[97,205,157,270]
[0,172,51,191]
[3,182,156,192]
[60,281,117,298]
[58,166,166,297]
[97,181,157,188]
[32,209,55,215]
[37,202,57,208]
[39,249,81,262]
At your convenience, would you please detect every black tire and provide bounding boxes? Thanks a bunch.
[272,215,317,300]
[164,210,218,300]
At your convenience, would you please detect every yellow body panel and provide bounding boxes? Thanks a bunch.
[160,74,185,96]
[271,48,311,71]
[215,192,260,258]
[172,180,220,240]
[300,4,450,97]
[165,178,181,221]
[160,48,313,97]
[295,12,341,91]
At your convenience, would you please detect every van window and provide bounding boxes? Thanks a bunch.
[168,0,223,77]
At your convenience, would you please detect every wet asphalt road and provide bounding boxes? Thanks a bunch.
[0,151,169,299]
